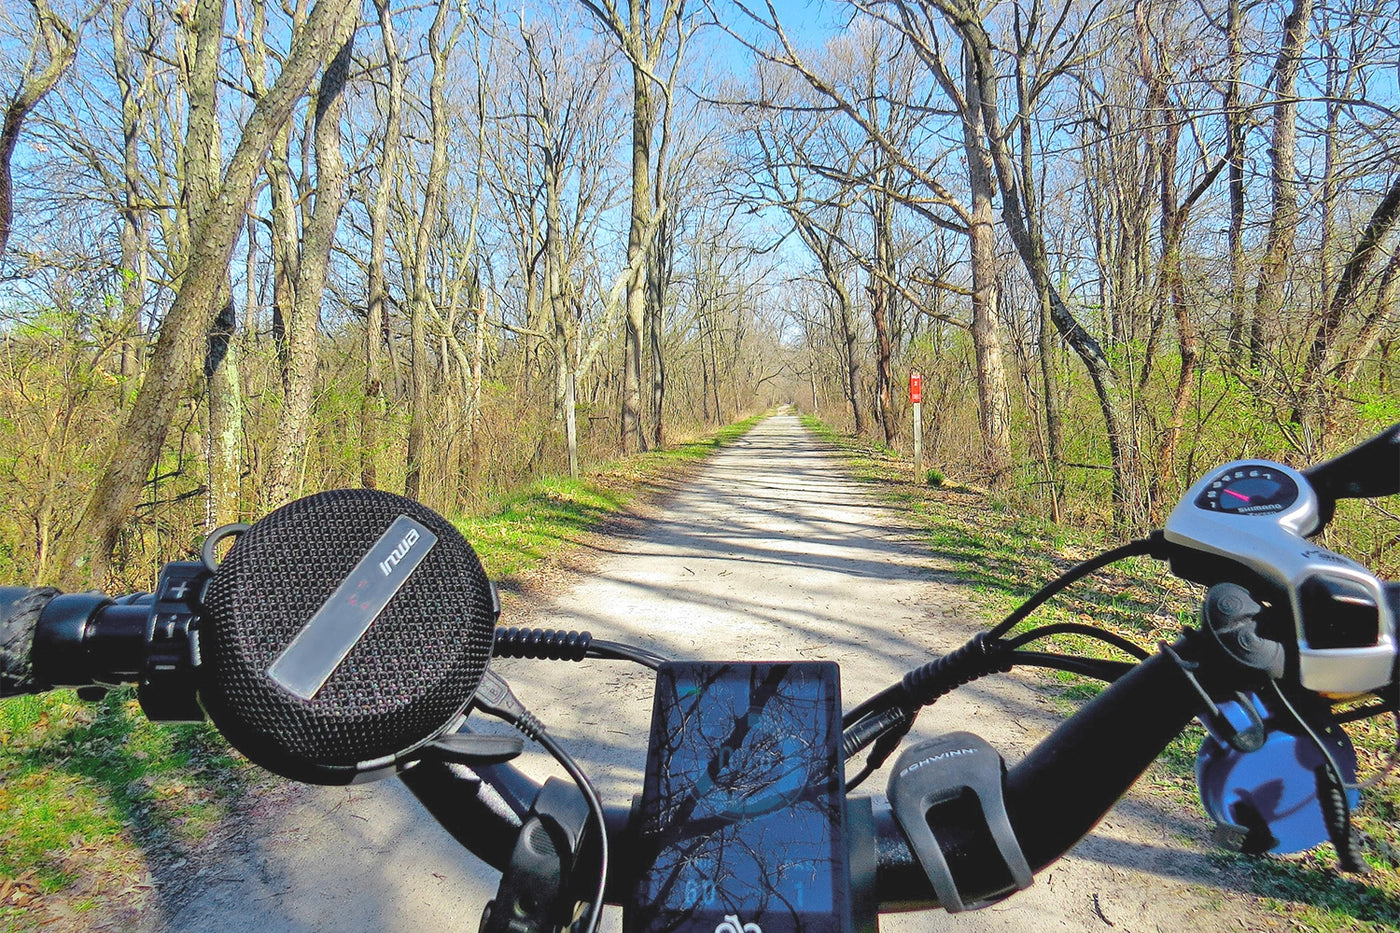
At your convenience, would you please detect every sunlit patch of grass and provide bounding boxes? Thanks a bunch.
[458,414,762,577]
[458,477,631,577]
[0,689,251,924]
[1245,853,1400,932]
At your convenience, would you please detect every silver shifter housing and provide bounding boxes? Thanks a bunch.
[1164,460,1395,694]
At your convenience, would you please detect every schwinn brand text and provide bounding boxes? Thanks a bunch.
[899,746,975,777]
[379,527,421,576]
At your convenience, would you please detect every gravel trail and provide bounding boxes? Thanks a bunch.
[141,412,1270,933]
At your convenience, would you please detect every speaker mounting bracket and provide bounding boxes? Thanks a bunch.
[425,732,525,766]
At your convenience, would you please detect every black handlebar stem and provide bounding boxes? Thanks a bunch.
[1003,638,1212,874]
[32,593,149,690]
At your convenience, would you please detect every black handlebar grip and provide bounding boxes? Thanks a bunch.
[0,586,60,698]
[1002,646,1207,873]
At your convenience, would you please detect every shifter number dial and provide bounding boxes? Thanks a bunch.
[1194,466,1299,515]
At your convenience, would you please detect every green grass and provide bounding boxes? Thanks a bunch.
[802,413,1400,932]
[0,689,251,925]
[458,477,629,577]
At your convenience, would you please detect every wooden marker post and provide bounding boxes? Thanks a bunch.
[910,371,923,479]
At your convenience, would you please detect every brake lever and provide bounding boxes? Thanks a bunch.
[425,732,525,765]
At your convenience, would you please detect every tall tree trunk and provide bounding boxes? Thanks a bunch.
[1134,0,1199,516]
[1252,0,1313,370]
[206,293,243,526]
[537,46,575,477]
[362,0,403,491]
[406,2,465,498]
[838,293,862,435]
[699,298,712,423]
[1012,14,1061,510]
[182,0,244,531]
[112,0,150,402]
[869,182,897,448]
[241,0,300,369]
[1223,0,1248,364]
[709,309,724,423]
[267,30,355,507]
[963,46,1011,478]
[949,7,1138,523]
[621,60,651,453]
[578,0,689,451]
[469,283,487,467]
[649,212,671,448]
[1036,287,1062,520]
[56,0,361,586]
[794,217,863,435]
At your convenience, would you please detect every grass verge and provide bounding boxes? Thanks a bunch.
[801,414,1400,932]
[458,413,763,576]
[0,413,764,931]
[0,691,253,931]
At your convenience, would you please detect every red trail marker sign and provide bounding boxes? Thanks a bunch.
[910,371,924,474]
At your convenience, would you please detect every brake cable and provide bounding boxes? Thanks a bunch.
[472,670,610,933]
[841,536,1165,789]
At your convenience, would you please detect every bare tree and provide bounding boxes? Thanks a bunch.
[360,0,403,491]
[403,0,466,500]
[0,0,93,259]
[870,0,1139,521]
[266,29,355,507]
[56,0,361,586]
[578,0,692,453]
[1251,0,1312,369]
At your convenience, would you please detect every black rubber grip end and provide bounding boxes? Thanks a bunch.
[0,587,60,698]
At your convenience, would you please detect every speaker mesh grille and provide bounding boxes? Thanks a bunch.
[200,490,495,783]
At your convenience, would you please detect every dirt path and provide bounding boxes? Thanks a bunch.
[138,412,1271,932]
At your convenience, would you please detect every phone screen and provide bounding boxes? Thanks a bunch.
[628,662,849,933]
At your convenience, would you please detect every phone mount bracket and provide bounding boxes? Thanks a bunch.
[886,733,1032,912]
[481,777,590,933]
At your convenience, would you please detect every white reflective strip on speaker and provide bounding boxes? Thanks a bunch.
[267,514,439,701]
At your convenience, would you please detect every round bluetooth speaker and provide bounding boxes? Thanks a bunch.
[198,489,497,784]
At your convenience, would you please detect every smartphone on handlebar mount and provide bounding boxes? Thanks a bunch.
[630,662,850,933]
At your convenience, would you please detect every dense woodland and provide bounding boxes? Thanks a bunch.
[0,0,1395,590]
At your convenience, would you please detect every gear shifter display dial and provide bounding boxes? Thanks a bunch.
[1194,466,1299,515]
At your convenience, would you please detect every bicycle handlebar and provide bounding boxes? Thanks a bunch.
[0,576,1273,914]
[394,623,1256,913]
[1,422,1397,923]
